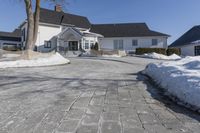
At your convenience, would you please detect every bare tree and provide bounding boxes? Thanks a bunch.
[24,0,67,51]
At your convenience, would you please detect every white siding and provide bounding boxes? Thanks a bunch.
[179,44,200,56]
[98,37,168,52]
[36,24,61,52]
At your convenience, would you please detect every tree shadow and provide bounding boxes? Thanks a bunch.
[136,72,200,122]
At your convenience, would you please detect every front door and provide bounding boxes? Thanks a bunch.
[195,46,200,56]
[68,41,78,51]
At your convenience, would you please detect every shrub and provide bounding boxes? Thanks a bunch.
[167,48,181,56]
[91,42,99,51]
[135,48,166,55]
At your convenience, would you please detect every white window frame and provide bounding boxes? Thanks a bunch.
[84,40,89,49]
[44,41,51,48]
[113,40,123,50]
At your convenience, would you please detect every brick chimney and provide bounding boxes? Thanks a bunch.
[55,4,62,12]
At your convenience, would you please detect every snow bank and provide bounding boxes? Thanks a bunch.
[144,56,200,110]
[0,53,70,68]
[142,52,181,60]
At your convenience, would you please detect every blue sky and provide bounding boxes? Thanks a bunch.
[0,0,200,44]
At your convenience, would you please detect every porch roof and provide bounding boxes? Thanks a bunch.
[57,27,103,39]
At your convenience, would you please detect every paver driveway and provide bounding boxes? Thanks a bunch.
[0,57,199,133]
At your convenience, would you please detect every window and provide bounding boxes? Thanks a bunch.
[113,40,123,50]
[44,41,51,48]
[69,41,78,51]
[152,39,158,46]
[132,40,138,46]
[90,40,94,48]
[195,46,200,56]
[85,40,89,49]
[22,28,26,42]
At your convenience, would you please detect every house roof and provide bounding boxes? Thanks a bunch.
[40,8,91,29]
[90,23,169,38]
[0,29,21,41]
[170,25,200,47]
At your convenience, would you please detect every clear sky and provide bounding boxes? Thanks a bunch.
[0,0,200,44]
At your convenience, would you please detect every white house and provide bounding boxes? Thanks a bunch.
[170,25,200,56]
[2,6,169,55]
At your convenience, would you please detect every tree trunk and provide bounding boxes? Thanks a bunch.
[24,0,34,50]
[33,0,40,45]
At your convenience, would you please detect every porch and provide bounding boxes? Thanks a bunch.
[56,27,103,56]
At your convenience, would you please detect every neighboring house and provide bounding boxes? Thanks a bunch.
[3,5,169,54]
[170,25,200,56]
[0,29,21,51]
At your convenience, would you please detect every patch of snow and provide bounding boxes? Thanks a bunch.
[144,56,200,110]
[80,51,97,57]
[80,51,122,58]
[102,54,121,58]
[0,53,70,68]
[142,52,181,60]
[2,54,20,58]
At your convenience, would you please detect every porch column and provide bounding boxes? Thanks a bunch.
[81,38,84,50]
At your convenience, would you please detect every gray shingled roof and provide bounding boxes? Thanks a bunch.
[0,29,21,41]
[90,23,169,37]
[170,25,200,47]
[40,8,91,29]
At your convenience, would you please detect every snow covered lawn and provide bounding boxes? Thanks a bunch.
[0,53,70,68]
[141,52,181,60]
[144,56,200,111]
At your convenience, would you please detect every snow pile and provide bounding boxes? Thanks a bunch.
[142,52,181,60]
[0,53,70,68]
[144,56,200,110]
[2,54,20,58]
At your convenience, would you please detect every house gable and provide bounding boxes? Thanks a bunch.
[170,25,200,47]
[39,8,91,29]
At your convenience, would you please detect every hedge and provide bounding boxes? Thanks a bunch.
[135,48,166,55]
[166,48,181,56]
[135,48,181,55]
